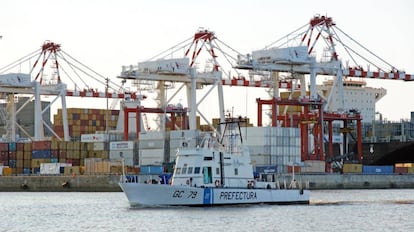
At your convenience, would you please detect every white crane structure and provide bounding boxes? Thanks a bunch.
[0,41,144,142]
[118,29,299,132]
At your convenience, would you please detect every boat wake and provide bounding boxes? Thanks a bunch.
[310,199,414,206]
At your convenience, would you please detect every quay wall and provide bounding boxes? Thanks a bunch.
[0,174,413,192]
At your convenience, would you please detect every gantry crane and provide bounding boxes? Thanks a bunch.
[0,41,144,142]
[236,15,414,169]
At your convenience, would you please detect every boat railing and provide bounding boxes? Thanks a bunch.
[122,174,171,184]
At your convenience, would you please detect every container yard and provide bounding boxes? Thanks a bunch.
[1,15,414,191]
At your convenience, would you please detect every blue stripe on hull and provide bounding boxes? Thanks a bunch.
[203,188,212,205]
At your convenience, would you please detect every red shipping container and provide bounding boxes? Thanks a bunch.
[32,141,52,150]
[0,143,8,151]
[394,167,408,174]
[16,143,25,151]
[0,151,8,160]
[8,151,17,160]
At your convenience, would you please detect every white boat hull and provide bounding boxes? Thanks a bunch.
[119,183,310,207]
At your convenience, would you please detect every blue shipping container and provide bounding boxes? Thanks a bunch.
[362,165,394,174]
[140,165,164,174]
[8,159,16,168]
[23,168,31,175]
[8,142,16,152]
[32,150,51,159]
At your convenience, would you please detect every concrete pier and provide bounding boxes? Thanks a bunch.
[0,174,413,192]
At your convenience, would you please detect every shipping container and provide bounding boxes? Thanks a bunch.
[301,160,326,173]
[16,142,25,151]
[109,150,134,166]
[394,167,408,174]
[64,166,80,175]
[140,165,164,174]
[343,163,363,173]
[31,158,51,167]
[0,143,9,151]
[81,133,108,142]
[40,163,72,175]
[32,150,51,159]
[32,141,51,150]
[2,167,12,176]
[8,142,16,152]
[110,141,134,150]
[362,165,394,174]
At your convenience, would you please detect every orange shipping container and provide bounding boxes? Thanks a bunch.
[24,143,32,151]
[2,167,12,176]
[24,151,31,160]
[343,163,363,173]
[23,160,31,168]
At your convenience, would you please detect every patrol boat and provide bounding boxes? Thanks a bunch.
[119,118,310,207]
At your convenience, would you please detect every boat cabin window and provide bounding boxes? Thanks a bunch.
[187,167,193,174]
[194,167,201,174]
[203,166,212,184]
[234,168,238,175]
[216,167,220,175]
[175,167,181,175]
[204,157,213,161]
[181,163,188,175]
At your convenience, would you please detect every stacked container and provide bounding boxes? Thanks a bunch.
[53,108,119,139]
[109,141,135,166]
[31,141,51,174]
[0,143,9,167]
[242,127,302,173]
[139,132,166,165]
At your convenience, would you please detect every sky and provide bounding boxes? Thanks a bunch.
[0,0,413,126]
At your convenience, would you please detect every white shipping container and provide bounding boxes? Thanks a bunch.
[170,130,199,139]
[93,142,105,151]
[139,149,164,159]
[109,150,134,166]
[110,141,134,150]
[140,131,165,140]
[139,139,165,149]
[0,73,32,87]
[40,163,72,175]
[301,160,326,173]
[81,134,108,142]
[139,157,164,166]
